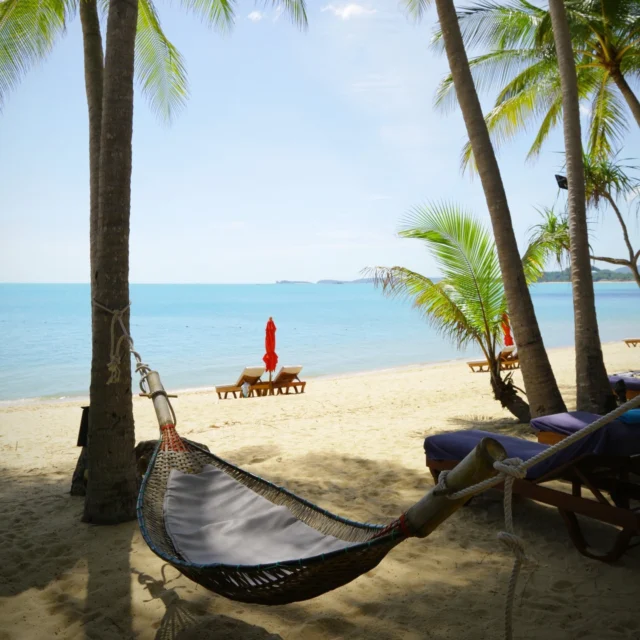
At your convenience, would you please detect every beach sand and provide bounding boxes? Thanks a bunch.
[1,343,638,640]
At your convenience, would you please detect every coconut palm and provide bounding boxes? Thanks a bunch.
[369,203,550,422]
[549,0,614,415]
[1,0,307,523]
[404,0,566,418]
[584,155,640,286]
[433,0,640,168]
[535,157,640,286]
[528,207,571,267]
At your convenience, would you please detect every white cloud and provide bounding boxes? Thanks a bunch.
[273,4,284,22]
[321,4,377,20]
[580,104,592,116]
[247,11,263,22]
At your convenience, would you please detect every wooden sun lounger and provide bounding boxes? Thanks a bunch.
[427,450,640,562]
[467,347,519,373]
[216,366,265,399]
[272,366,306,395]
[624,338,640,348]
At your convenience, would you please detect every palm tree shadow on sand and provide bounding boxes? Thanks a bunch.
[134,566,282,640]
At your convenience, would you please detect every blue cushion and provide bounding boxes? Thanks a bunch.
[620,409,640,425]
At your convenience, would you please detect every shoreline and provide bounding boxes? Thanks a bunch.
[2,341,639,640]
[0,340,630,409]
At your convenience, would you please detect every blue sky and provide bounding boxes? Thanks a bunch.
[1,1,639,284]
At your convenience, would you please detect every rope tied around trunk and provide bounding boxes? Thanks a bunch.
[434,392,640,640]
[93,299,152,386]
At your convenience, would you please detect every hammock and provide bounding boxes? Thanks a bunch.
[136,371,502,605]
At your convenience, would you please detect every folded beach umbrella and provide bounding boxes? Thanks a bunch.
[263,317,278,382]
[501,313,514,347]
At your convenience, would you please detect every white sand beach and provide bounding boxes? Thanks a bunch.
[1,342,639,640]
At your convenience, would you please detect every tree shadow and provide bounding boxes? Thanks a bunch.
[134,566,282,640]
[0,468,137,638]
[3,443,638,640]
[438,414,533,438]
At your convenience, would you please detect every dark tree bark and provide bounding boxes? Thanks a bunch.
[83,0,139,524]
[73,0,105,499]
[549,0,615,414]
[434,0,566,418]
[611,70,640,129]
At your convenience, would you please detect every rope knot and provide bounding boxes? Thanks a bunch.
[494,457,526,480]
[497,531,527,563]
[432,470,451,496]
[94,299,132,386]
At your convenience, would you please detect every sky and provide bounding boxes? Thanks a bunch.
[1,1,639,284]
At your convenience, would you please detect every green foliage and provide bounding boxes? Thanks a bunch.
[582,153,640,209]
[136,0,189,124]
[1,0,308,118]
[528,206,571,268]
[431,0,640,169]
[0,0,73,110]
[540,267,633,281]
[367,203,545,359]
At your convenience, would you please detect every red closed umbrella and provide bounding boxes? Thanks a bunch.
[501,312,514,347]
[263,317,278,382]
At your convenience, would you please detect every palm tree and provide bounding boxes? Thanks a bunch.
[404,0,566,418]
[85,0,140,523]
[538,158,640,286]
[583,155,640,286]
[2,0,308,522]
[528,207,571,267]
[549,0,614,415]
[369,203,550,422]
[433,0,640,168]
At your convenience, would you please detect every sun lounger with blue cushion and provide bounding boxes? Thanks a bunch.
[424,427,640,561]
[530,411,623,445]
[609,371,640,401]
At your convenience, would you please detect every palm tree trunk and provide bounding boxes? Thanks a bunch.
[72,0,104,498]
[83,0,139,524]
[80,0,104,275]
[434,0,566,418]
[611,70,640,129]
[605,193,638,264]
[548,0,615,414]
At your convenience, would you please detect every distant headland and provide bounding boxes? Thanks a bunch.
[276,278,376,285]
[539,266,633,282]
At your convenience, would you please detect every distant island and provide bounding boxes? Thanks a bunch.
[276,278,376,285]
[539,266,633,282]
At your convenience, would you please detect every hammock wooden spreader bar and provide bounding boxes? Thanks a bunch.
[137,370,507,604]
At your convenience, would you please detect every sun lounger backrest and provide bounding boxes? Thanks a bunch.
[235,366,266,387]
[498,346,517,361]
[273,366,303,384]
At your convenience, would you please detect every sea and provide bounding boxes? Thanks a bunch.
[0,282,638,403]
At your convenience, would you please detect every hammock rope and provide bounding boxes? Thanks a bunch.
[435,392,640,640]
[93,299,640,640]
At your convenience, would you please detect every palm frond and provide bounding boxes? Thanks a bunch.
[527,206,571,268]
[526,93,563,159]
[587,76,628,160]
[583,152,640,207]
[176,0,235,31]
[432,0,547,53]
[178,0,308,31]
[136,0,189,124]
[399,202,505,344]
[366,265,484,349]
[521,235,552,283]
[403,0,431,23]
[434,48,542,113]
[0,0,74,110]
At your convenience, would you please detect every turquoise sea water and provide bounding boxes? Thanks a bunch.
[0,283,638,402]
